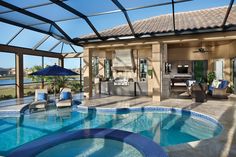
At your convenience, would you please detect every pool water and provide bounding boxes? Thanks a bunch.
[0,107,222,156]
[36,138,143,157]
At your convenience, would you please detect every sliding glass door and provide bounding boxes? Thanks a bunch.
[192,60,208,82]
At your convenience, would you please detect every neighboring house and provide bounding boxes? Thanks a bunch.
[9,68,15,75]
[0,67,10,77]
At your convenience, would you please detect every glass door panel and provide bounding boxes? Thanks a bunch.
[193,60,208,83]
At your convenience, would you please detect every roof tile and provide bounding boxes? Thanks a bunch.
[80,5,236,39]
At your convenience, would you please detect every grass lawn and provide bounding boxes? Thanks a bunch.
[0,84,41,100]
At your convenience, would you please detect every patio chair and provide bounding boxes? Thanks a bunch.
[186,80,196,96]
[29,89,48,113]
[56,88,72,108]
[208,80,229,98]
[191,83,208,102]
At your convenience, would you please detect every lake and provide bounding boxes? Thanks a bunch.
[0,78,33,85]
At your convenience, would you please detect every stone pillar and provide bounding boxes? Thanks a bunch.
[161,43,170,99]
[152,44,161,102]
[83,48,92,99]
[16,53,24,98]
[207,51,214,73]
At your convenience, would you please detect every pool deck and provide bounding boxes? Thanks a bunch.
[0,94,236,157]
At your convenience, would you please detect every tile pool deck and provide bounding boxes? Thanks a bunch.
[0,95,236,157]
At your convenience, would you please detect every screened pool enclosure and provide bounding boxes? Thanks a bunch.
[0,0,235,99]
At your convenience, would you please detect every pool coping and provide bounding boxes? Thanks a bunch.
[7,128,168,157]
[75,105,223,129]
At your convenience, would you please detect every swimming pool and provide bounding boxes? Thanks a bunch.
[0,106,223,156]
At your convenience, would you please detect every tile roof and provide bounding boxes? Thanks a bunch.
[80,5,236,40]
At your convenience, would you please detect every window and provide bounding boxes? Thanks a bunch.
[214,59,224,80]
[92,57,99,77]
[139,59,147,81]
[104,59,112,80]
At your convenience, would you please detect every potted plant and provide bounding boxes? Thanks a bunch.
[207,72,216,85]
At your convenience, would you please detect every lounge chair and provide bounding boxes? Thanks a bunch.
[56,88,72,108]
[208,80,229,98]
[29,89,48,113]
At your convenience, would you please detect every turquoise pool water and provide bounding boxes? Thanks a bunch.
[0,107,222,156]
[36,138,143,157]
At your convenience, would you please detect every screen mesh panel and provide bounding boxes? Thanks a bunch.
[56,19,94,38]
[64,0,118,16]
[31,23,51,32]
[174,0,229,31]
[89,12,127,33]
[37,36,60,51]
[27,4,77,22]
[0,5,10,13]
[2,0,50,9]
[0,22,21,44]
[118,0,171,9]
[226,0,236,26]
[0,11,44,25]
[9,29,45,49]
[128,5,172,22]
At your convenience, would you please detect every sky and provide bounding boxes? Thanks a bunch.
[0,0,234,69]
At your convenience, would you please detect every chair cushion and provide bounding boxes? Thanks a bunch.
[60,92,71,100]
[56,99,72,107]
[37,93,47,101]
[186,80,196,87]
[219,80,228,89]
[212,80,222,88]
[212,80,218,88]
[208,86,214,92]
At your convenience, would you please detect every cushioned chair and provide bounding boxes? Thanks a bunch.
[56,88,72,108]
[208,80,229,98]
[186,80,196,96]
[29,89,48,113]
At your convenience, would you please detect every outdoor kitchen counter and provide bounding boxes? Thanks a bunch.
[101,81,148,96]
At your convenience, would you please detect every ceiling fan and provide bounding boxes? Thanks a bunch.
[193,42,211,53]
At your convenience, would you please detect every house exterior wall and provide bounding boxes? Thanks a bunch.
[83,32,236,99]
[83,45,166,100]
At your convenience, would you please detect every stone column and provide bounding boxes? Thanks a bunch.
[152,44,161,102]
[83,48,92,99]
[161,43,170,99]
[16,53,24,98]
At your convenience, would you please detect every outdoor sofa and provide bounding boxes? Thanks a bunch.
[208,80,229,98]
